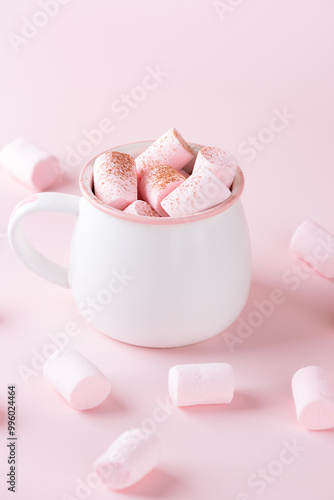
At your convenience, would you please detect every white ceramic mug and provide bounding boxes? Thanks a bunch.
[8,142,251,348]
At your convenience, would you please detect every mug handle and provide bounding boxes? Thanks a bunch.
[8,192,81,288]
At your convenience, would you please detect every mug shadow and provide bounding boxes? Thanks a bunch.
[165,276,334,358]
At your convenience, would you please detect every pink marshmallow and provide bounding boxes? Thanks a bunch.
[169,363,235,407]
[179,169,190,178]
[0,138,60,190]
[193,146,238,188]
[94,428,161,490]
[135,128,194,178]
[124,200,159,217]
[94,151,137,210]
[292,366,334,430]
[160,165,231,218]
[140,164,185,216]
[182,143,203,174]
[43,349,111,410]
[290,221,334,278]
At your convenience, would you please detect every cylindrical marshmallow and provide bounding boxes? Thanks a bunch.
[94,151,137,210]
[169,363,235,406]
[161,165,231,218]
[94,428,161,490]
[124,200,159,217]
[43,349,111,410]
[192,146,238,189]
[0,138,60,190]
[140,165,185,216]
[181,143,203,174]
[292,366,334,430]
[290,220,334,278]
[135,128,194,178]
[179,169,190,178]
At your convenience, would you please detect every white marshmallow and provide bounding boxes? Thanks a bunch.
[292,366,334,430]
[169,363,235,406]
[290,220,334,278]
[94,428,161,490]
[0,138,60,190]
[43,349,111,410]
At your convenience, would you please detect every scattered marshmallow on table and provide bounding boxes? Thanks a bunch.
[292,366,334,430]
[135,128,194,179]
[140,164,185,216]
[290,220,334,278]
[169,363,235,406]
[192,146,238,189]
[0,138,60,190]
[124,200,159,217]
[43,349,111,410]
[94,428,161,490]
[94,151,137,210]
[161,165,231,218]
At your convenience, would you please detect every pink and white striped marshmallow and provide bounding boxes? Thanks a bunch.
[43,349,111,410]
[160,165,231,218]
[135,128,194,178]
[94,151,137,210]
[0,138,60,190]
[169,363,235,406]
[140,164,185,216]
[290,220,334,278]
[94,428,161,490]
[124,200,159,217]
[192,146,238,189]
[292,366,334,430]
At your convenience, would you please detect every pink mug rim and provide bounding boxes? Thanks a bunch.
[79,141,245,225]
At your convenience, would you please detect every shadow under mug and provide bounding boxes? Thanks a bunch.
[8,141,251,348]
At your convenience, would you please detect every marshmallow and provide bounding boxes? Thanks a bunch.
[0,138,60,190]
[179,169,190,178]
[94,428,161,490]
[169,363,235,406]
[193,146,238,189]
[43,349,111,410]
[124,200,159,217]
[182,143,203,174]
[161,165,231,218]
[292,366,334,430]
[290,221,334,278]
[94,151,137,210]
[140,165,185,216]
[135,128,194,178]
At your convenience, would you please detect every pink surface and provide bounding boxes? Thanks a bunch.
[1,1,334,499]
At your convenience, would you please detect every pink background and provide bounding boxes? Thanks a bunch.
[1,1,334,499]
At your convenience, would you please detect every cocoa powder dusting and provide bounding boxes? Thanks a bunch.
[147,165,184,190]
